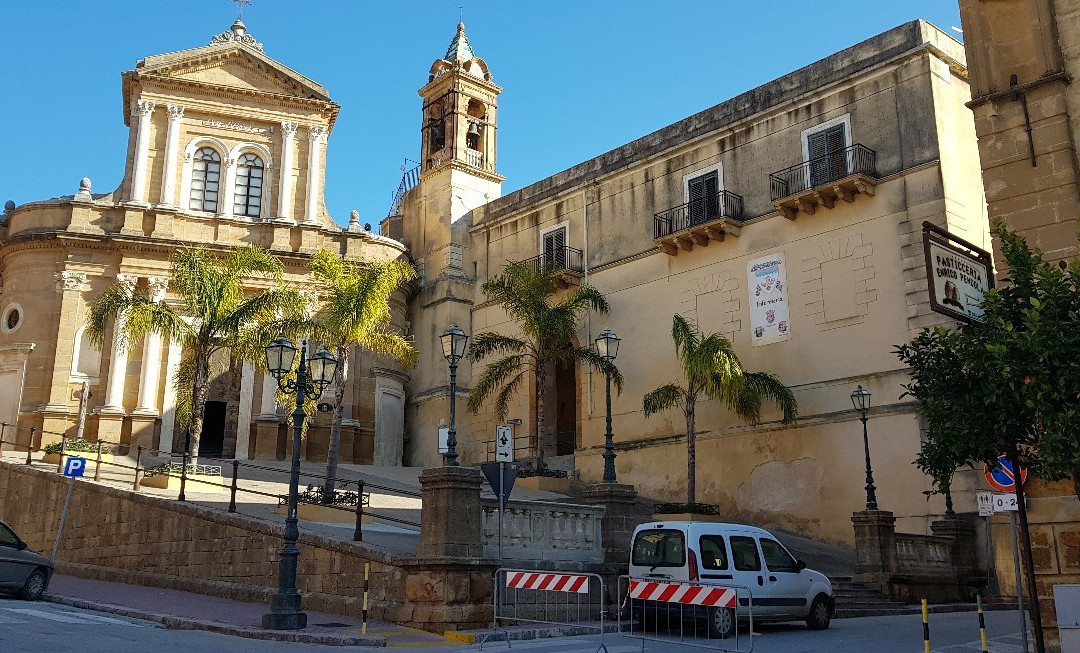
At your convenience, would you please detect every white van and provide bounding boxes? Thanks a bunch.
[628,521,834,637]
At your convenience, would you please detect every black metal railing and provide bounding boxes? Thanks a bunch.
[769,143,878,201]
[653,190,744,239]
[515,245,584,274]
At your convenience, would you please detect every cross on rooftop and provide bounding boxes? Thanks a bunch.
[232,0,252,20]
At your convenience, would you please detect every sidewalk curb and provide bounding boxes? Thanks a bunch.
[44,594,387,647]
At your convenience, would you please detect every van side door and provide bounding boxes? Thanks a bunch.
[698,534,732,584]
[728,535,772,616]
[759,536,809,618]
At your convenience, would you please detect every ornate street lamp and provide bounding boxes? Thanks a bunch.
[440,323,469,466]
[850,385,878,511]
[595,328,621,483]
[261,335,337,631]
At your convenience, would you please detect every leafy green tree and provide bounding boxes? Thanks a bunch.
[467,262,622,467]
[643,314,797,506]
[304,250,417,500]
[88,246,296,458]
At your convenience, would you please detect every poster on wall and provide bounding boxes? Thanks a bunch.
[748,253,791,347]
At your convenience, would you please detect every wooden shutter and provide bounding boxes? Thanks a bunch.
[687,171,718,224]
[543,228,566,267]
[808,123,847,187]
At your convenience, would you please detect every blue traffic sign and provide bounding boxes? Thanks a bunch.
[62,457,87,478]
[984,454,1027,493]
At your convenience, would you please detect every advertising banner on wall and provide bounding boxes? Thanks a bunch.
[748,252,791,347]
[922,221,994,323]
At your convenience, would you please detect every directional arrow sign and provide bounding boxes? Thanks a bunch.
[495,425,513,462]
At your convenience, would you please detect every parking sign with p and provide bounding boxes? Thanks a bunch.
[62,457,87,477]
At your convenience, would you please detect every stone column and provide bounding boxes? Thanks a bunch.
[159,104,184,206]
[373,368,408,466]
[40,271,90,442]
[131,277,168,448]
[221,156,237,218]
[158,336,183,454]
[277,121,298,220]
[235,361,255,460]
[254,374,280,459]
[128,100,156,205]
[852,509,897,596]
[582,483,641,563]
[303,126,325,224]
[417,466,484,558]
[99,274,138,443]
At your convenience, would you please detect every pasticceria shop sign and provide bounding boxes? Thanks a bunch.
[921,221,994,323]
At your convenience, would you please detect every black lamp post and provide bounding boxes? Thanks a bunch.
[851,385,878,511]
[440,323,468,466]
[261,334,337,631]
[594,328,621,483]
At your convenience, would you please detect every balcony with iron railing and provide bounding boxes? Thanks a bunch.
[653,190,745,256]
[768,144,879,220]
[514,245,584,288]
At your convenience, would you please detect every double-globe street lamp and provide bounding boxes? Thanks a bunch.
[851,384,879,511]
[594,328,621,483]
[440,323,469,466]
[261,334,338,630]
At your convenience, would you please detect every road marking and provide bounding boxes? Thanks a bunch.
[3,607,144,627]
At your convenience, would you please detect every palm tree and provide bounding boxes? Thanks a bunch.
[304,249,417,501]
[88,246,297,459]
[467,261,622,467]
[643,314,798,505]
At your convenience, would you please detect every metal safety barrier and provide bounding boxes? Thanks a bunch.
[618,575,755,652]
[480,568,608,651]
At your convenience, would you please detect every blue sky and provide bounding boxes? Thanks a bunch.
[1,1,962,229]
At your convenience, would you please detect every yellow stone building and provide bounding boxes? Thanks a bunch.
[0,20,410,463]
[3,17,997,552]
[386,20,991,546]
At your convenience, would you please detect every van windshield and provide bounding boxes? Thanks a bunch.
[631,529,685,568]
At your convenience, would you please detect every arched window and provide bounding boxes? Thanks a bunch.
[189,147,221,212]
[232,153,264,218]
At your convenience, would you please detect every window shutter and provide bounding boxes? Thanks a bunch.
[543,228,566,266]
[808,130,827,161]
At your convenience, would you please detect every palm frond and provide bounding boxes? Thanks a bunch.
[572,346,625,394]
[739,371,798,424]
[86,281,138,348]
[643,383,686,417]
[356,330,418,367]
[492,370,528,423]
[467,354,530,414]
[468,332,528,361]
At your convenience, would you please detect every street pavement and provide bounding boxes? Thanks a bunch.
[0,590,1032,652]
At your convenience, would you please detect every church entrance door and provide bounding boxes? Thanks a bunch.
[201,401,227,458]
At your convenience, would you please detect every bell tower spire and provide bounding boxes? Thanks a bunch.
[418,21,503,190]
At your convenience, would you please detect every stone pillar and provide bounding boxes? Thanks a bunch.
[221,155,237,218]
[131,277,168,448]
[582,483,641,563]
[40,271,90,442]
[303,126,325,224]
[158,336,183,453]
[417,466,484,558]
[159,104,184,206]
[254,374,280,459]
[931,516,980,589]
[128,100,156,205]
[852,510,897,595]
[234,361,255,460]
[373,368,408,466]
[99,274,138,443]
[277,121,298,220]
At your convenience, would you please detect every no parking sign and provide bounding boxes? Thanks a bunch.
[984,454,1027,492]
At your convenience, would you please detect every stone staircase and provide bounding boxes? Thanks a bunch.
[829,576,914,618]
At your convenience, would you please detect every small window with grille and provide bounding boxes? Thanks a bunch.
[232,153,264,218]
[189,147,222,213]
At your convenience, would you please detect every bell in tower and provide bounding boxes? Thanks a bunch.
[418,22,503,180]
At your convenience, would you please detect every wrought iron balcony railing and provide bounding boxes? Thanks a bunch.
[769,144,878,201]
[653,190,745,240]
[516,245,584,275]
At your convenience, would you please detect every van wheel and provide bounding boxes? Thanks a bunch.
[805,594,832,630]
[20,570,47,601]
[708,606,736,639]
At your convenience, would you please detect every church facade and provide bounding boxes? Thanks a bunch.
[3,17,991,546]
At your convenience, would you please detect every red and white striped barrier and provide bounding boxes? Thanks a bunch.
[628,579,736,608]
[505,571,590,594]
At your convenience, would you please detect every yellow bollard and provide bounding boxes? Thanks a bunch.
[362,562,369,635]
[922,598,930,653]
[977,594,988,653]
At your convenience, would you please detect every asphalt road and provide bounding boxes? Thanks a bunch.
[0,598,1031,652]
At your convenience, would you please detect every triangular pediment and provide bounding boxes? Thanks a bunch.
[138,45,330,101]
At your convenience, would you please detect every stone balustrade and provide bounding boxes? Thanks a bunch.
[894,532,954,576]
[480,497,605,563]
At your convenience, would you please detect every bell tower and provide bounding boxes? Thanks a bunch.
[417,21,504,223]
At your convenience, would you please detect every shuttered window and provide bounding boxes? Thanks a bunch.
[543,227,567,268]
[807,123,847,187]
[687,170,720,224]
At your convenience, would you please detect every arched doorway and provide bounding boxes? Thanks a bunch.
[553,355,578,456]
